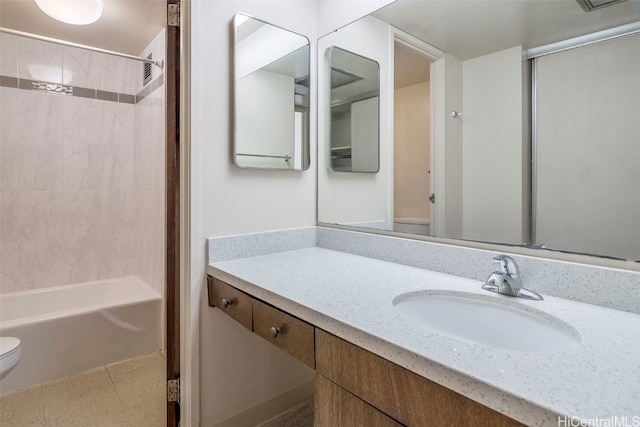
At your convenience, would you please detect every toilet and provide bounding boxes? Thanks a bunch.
[0,337,22,381]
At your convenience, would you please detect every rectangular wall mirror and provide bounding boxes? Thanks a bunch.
[329,46,380,172]
[233,13,310,170]
[317,1,640,262]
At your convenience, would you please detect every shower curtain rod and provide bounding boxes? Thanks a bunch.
[0,27,164,69]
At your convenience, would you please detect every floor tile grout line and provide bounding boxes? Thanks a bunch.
[105,363,117,385]
[111,378,136,427]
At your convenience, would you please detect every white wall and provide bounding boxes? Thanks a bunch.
[461,46,528,245]
[431,53,463,239]
[317,16,393,226]
[235,23,308,80]
[236,70,295,168]
[351,96,379,172]
[190,2,395,425]
[191,2,317,426]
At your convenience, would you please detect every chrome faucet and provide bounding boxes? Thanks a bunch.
[482,255,543,300]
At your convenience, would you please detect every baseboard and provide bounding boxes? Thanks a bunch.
[211,380,314,427]
[256,399,314,427]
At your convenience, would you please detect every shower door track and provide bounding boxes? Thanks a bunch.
[0,27,165,69]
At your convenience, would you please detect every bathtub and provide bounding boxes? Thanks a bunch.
[0,276,162,394]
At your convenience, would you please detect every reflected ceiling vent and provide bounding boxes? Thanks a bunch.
[143,53,152,86]
[330,67,363,89]
[576,0,628,12]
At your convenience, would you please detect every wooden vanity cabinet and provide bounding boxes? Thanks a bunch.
[315,329,523,427]
[315,374,403,427]
[207,276,315,368]
[207,277,252,330]
[253,301,315,369]
[207,276,523,426]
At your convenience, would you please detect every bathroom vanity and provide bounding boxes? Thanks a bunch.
[208,276,520,426]
[207,227,640,426]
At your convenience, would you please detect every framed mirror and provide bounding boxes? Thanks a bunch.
[317,1,640,262]
[329,46,380,172]
[233,13,310,170]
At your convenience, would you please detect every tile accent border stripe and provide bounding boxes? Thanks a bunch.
[31,81,73,96]
[136,73,165,103]
[119,93,136,104]
[73,86,96,99]
[97,90,118,102]
[0,75,18,88]
[0,74,164,105]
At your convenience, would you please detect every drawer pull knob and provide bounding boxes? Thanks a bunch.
[221,299,232,308]
[269,326,282,338]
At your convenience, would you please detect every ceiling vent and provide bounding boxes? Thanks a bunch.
[143,53,152,86]
[576,0,628,12]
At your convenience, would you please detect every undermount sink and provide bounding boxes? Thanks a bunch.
[393,291,581,352]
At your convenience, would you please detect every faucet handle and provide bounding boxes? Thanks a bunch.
[492,255,519,276]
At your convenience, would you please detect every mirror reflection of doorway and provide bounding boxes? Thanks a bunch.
[393,40,434,236]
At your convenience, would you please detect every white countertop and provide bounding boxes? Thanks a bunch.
[208,247,640,426]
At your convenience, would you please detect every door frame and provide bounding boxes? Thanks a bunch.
[165,0,186,426]
[177,0,194,423]
[390,29,445,235]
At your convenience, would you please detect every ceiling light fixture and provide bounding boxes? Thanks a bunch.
[34,0,103,25]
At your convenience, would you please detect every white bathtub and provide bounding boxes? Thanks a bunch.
[0,276,162,394]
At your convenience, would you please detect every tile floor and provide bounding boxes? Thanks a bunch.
[259,400,314,427]
[0,351,166,427]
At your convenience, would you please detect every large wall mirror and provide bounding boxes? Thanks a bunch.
[233,13,310,170]
[317,1,640,262]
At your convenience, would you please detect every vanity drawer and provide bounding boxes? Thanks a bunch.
[253,300,315,369]
[315,329,522,427]
[207,277,253,331]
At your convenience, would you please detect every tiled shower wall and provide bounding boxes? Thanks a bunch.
[0,31,166,296]
[135,31,166,296]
